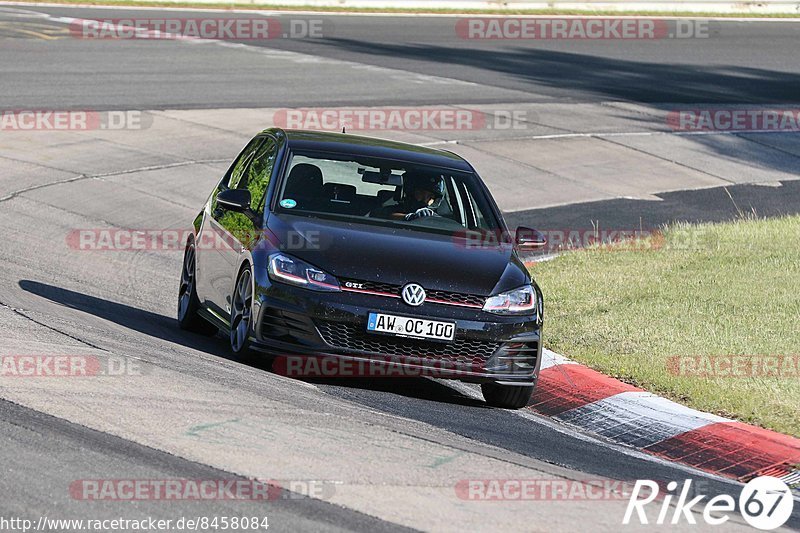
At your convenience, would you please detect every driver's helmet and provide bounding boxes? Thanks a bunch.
[403,171,445,201]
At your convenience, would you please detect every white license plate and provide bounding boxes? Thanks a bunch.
[367,313,456,342]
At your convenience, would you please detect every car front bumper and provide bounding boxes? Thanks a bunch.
[251,274,542,385]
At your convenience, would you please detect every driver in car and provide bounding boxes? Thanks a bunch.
[372,172,445,221]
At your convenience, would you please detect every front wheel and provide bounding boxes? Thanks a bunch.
[481,383,534,409]
[230,267,254,355]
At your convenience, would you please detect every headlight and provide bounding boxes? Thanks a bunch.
[483,285,537,315]
[268,253,340,292]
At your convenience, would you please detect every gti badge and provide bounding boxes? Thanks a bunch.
[402,283,426,306]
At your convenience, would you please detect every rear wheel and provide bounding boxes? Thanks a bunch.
[230,267,254,355]
[481,383,534,409]
[177,240,217,335]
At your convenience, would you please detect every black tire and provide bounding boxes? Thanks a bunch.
[230,266,254,356]
[177,239,217,336]
[481,383,534,409]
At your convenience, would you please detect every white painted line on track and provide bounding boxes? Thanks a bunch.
[421,128,800,149]
[36,12,480,89]
[5,3,800,21]
[0,5,51,16]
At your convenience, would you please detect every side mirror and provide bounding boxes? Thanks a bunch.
[217,188,252,212]
[515,226,547,250]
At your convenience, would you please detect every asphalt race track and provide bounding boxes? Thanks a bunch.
[4,7,800,109]
[1,4,799,531]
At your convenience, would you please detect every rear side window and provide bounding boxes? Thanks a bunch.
[243,137,278,213]
[227,137,263,190]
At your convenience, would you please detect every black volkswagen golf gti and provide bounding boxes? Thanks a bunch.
[178,129,545,408]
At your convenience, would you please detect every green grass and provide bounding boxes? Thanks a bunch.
[24,0,800,17]
[530,215,800,437]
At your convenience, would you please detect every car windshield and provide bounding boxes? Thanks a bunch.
[276,151,501,234]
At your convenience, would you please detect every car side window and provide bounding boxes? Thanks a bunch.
[241,137,278,214]
[226,137,263,190]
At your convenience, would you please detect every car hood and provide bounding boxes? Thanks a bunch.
[265,214,527,296]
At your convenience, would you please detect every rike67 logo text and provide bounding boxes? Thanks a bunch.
[624,477,794,530]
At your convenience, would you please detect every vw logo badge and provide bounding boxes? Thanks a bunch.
[402,283,426,306]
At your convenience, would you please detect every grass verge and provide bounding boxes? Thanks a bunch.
[530,215,800,437]
[17,0,800,17]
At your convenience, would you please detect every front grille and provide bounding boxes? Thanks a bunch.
[340,278,485,308]
[315,321,499,366]
[426,290,485,308]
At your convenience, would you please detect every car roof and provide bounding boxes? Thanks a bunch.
[267,129,473,172]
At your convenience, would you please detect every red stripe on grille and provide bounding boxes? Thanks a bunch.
[341,287,484,309]
[341,287,400,298]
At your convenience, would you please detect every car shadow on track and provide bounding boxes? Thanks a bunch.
[295,375,488,408]
[303,36,800,105]
[18,279,247,364]
[17,280,484,407]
